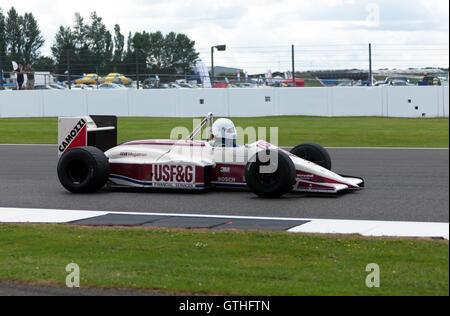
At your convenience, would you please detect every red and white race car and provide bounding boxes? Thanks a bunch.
[57,113,364,197]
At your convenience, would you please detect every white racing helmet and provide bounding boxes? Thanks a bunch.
[212,118,237,147]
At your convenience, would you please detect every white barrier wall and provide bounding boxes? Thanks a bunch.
[332,87,385,117]
[0,86,448,118]
[442,86,449,118]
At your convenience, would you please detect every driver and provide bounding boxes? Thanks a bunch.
[211,118,238,147]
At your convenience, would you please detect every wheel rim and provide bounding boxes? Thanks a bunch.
[255,169,281,186]
[66,159,89,184]
[298,149,310,161]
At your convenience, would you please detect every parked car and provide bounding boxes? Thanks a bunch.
[83,84,97,90]
[337,80,357,87]
[99,73,132,85]
[143,78,160,89]
[178,82,197,88]
[168,83,181,89]
[75,74,100,85]
[35,84,67,90]
[98,83,127,90]
[70,84,85,90]
[375,76,410,86]
[419,75,444,86]
[391,80,409,86]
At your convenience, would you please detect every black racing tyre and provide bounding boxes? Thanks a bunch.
[57,146,109,193]
[245,149,296,198]
[290,143,332,170]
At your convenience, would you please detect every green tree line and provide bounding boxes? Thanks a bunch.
[0,7,44,71]
[1,7,199,78]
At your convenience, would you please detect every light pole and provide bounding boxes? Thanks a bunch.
[211,45,226,87]
[368,43,373,86]
[291,45,295,87]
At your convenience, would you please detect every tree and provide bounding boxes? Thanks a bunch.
[33,56,56,72]
[71,12,91,75]
[51,26,76,80]
[113,24,124,71]
[86,12,113,74]
[5,7,24,64]
[22,12,44,65]
[166,32,199,74]
[147,31,198,74]
[2,7,44,67]
[148,31,165,72]
[50,12,199,78]
[121,32,135,75]
[73,13,88,47]
[52,12,114,75]
[122,31,151,76]
[0,8,7,71]
[126,30,199,76]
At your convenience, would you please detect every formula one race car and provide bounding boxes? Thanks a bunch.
[57,113,364,197]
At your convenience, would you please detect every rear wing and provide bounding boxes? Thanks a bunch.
[58,116,117,156]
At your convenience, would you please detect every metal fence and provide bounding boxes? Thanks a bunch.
[1,43,448,90]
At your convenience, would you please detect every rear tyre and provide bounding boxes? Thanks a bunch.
[57,146,109,193]
[245,149,296,198]
[290,143,332,170]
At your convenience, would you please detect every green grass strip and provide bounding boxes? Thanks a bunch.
[0,224,448,296]
[0,116,448,147]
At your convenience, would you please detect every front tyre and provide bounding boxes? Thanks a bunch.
[290,143,332,170]
[245,149,296,198]
[57,146,109,193]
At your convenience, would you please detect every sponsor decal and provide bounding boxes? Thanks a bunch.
[294,179,335,192]
[217,177,236,183]
[58,118,87,153]
[153,164,195,184]
[152,182,196,189]
[109,163,204,189]
[119,152,147,157]
[296,173,315,180]
[214,164,246,183]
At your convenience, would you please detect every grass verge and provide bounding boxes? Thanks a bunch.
[0,224,448,296]
[0,116,448,147]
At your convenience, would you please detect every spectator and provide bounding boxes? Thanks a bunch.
[15,64,25,90]
[0,70,5,90]
[25,65,35,90]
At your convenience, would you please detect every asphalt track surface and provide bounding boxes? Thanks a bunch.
[0,145,448,223]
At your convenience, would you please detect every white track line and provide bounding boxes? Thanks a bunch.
[0,208,107,223]
[0,207,448,240]
[288,219,449,240]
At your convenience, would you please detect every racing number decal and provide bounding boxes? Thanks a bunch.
[152,165,195,188]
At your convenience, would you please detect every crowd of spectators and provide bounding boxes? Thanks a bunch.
[0,64,35,90]
[13,64,35,90]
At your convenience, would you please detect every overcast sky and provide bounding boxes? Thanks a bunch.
[1,0,448,73]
